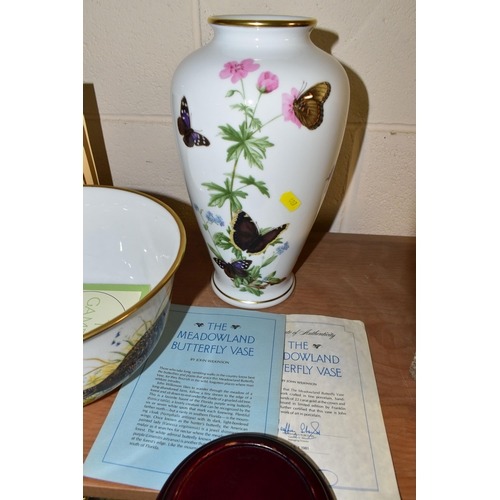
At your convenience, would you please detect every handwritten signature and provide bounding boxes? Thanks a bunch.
[279,421,321,439]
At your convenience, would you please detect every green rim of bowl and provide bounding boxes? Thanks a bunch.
[83,185,187,342]
[208,15,317,28]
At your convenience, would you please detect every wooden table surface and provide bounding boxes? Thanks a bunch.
[84,229,416,500]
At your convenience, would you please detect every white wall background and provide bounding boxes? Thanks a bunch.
[83,0,415,236]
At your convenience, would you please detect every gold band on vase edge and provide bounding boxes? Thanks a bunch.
[212,273,295,305]
[208,16,317,28]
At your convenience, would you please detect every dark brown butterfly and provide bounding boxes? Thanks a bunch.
[214,258,252,279]
[293,82,331,130]
[178,96,210,147]
[231,211,289,255]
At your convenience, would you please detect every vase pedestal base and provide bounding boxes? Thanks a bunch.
[211,273,296,310]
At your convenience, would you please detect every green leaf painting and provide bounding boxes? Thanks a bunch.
[185,59,320,297]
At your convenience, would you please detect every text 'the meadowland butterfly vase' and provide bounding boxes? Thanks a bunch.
[171,15,349,309]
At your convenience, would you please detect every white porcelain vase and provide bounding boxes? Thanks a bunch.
[171,15,349,309]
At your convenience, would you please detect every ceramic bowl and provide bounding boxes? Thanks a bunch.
[83,186,186,405]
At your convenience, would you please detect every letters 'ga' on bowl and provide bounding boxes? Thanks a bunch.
[83,186,186,405]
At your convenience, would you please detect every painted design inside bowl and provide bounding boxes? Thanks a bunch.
[83,296,171,405]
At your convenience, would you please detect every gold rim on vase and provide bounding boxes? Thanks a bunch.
[208,15,317,28]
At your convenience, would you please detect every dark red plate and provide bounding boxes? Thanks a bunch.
[157,432,335,500]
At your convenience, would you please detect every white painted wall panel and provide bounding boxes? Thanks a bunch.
[333,127,416,235]
[84,0,194,116]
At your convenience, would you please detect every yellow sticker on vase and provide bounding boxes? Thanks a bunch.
[280,191,301,211]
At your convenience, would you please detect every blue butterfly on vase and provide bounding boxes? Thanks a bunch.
[177,96,210,148]
[214,258,252,279]
[230,211,289,255]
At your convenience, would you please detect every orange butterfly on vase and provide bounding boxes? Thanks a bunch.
[292,82,331,130]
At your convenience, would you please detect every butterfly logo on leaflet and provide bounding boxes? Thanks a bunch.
[293,82,331,130]
[177,96,210,147]
[231,211,289,255]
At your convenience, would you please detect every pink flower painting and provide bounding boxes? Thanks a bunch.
[282,88,302,128]
[189,59,330,297]
[257,71,279,94]
[219,59,260,83]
